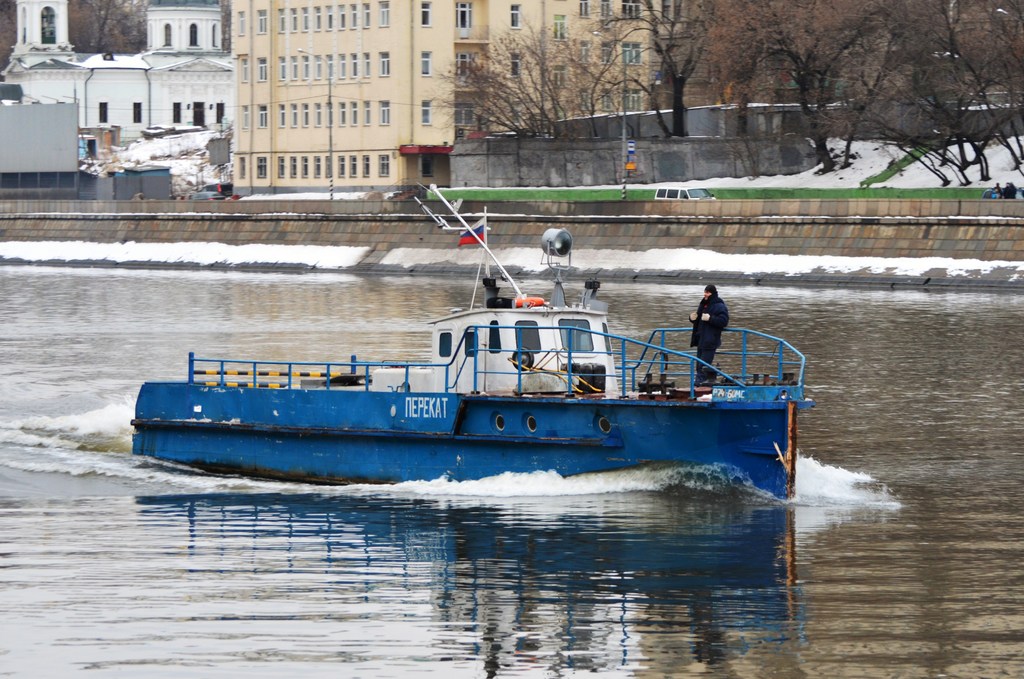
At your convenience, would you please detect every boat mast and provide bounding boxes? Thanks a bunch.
[418,185,525,299]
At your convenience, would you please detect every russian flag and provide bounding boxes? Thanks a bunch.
[458,220,486,247]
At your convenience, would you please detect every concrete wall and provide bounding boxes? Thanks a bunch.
[0,103,78,172]
[450,136,818,187]
[4,204,1024,289]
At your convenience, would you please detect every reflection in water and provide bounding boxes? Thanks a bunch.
[136,492,803,675]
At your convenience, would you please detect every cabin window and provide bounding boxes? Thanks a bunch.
[488,320,502,354]
[514,321,541,353]
[559,319,594,351]
[438,331,452,357]
[463,329,477,357]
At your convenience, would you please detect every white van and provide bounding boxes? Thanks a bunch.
[654,187,716,200]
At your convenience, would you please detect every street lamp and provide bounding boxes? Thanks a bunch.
[297,48,334,200]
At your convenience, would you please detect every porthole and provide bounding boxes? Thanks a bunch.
[597,415,611,434]
[494,413,505,431]
[525,415,537,432]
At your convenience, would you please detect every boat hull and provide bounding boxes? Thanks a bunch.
[132,383,806,498]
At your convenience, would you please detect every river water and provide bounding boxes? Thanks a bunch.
[1,264,1022,677]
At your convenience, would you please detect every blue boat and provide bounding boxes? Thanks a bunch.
[132,188,814,499]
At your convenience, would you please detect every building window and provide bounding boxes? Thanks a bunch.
[362,155,370,177]
[290,8,298,31]
[338,101,347,125]
[623,42,642,65]
[302,7,309,31]
[379,100,390,125]
[363,53,370,77]
[350,101,358,125]
[326,54,334,80]
[315,55,323,79]
[338,156,346,177]
[420,1,431,26]
[133,102,142,123]
[421,100,432,125]
[579,1,589,17]
[363,100,371,125]
[278,103,286,127]
[278,8,286,32]
[510,53,521,76]
[237,11,245,36]
[363,3,371,26]
[601,42,613,64]
[379,51,390,76]
[257,57,267,81]
[314,155,322,178]
[302,55,310,79]
[290,156,298,178]
[258,105,268,128]
[456,2,472,29]
[420,51,432,76]
[421,155,434,177]
[327,6,334,29]
[241,105,249,129]
[553,15,567,40]
[163,23,172,46]
[623,0,641,18]
[511,4,521,27]
[240,58,249,82]
[212,24,218,48]
[338,54,347,78]
[257,156,267,178]
[552,65,566,87]
[326,154,333,178]
[216,102,224,123]
[337,5,346,29]
[349,155,358,177]
[189,23,198,47]
[302,156,309,178]
[379,154,390,177]
[580,40,591,61]
[350,3,359,27]
[456,52,473,77]
[239,157,246,179]
[279,56,287,80]
[379,1,390,26]
[454,102,474,125]
[601,0,612,18]
[315,103,323,127]
[257,9,267,33]
[291,56,299,79]
[291,103,298,127]
[302,103,310,126]
[173,102,182,123]
[314,6,322,30]
[278,156,286,178]
[350,53,358,77]
[625,89,642,111]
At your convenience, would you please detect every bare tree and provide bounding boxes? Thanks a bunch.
[706,0,887,172]
[442,26,620,139]
[613,0,714,137]
[68,0,146,54]
[865,0,1020,185]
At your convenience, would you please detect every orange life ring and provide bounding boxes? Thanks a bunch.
[515,297,546,308]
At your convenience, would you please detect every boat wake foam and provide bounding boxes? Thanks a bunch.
[0,398,135,454]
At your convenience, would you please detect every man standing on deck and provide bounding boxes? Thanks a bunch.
[689,284,730,386]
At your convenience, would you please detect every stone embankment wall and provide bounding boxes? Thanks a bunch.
[3,199,1024,288]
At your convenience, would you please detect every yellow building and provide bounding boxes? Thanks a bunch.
[232,1,664,195]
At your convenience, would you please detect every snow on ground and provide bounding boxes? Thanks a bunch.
[18,135,1018,279]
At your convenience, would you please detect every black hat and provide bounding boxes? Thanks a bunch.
[704,284,717,295]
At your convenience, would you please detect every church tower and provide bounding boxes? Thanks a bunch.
[147,0,223,53]
[13,0,73,55]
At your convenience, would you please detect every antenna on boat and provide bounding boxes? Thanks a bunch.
[541,228,573,308]
[417,185,524,299]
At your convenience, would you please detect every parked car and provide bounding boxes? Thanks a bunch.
[654,187,716,200]
[189,191,226,200]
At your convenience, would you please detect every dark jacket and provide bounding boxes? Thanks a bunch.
[690,294,729,349]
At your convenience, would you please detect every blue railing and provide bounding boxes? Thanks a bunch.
[186,326,805,400]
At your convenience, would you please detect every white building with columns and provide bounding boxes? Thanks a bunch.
[3,0,234,140]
